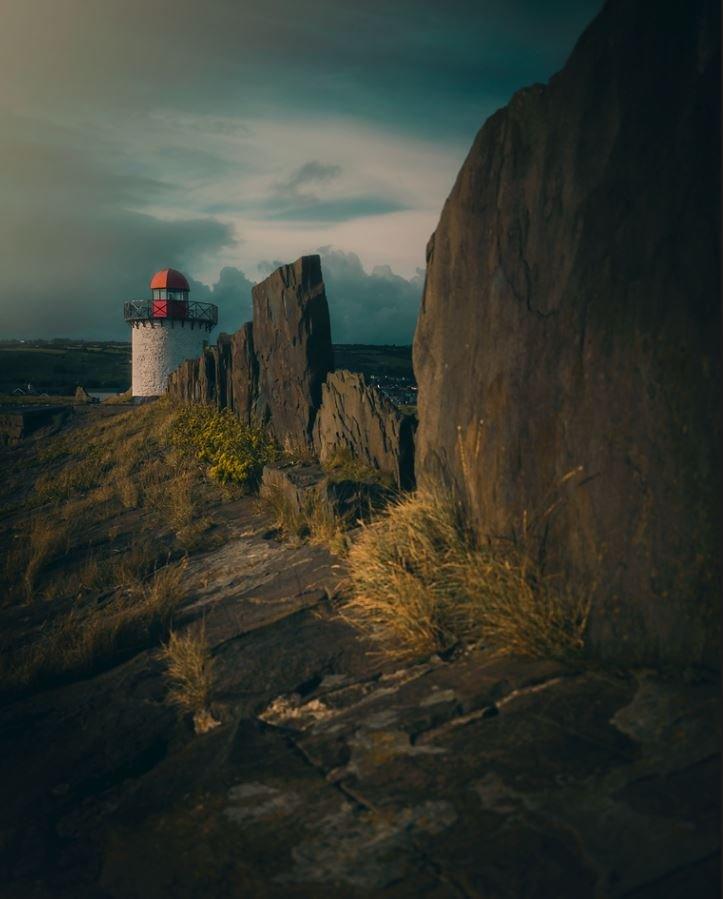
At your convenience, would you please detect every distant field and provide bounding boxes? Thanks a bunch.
[0,341,414,395]
[0,342,131,394]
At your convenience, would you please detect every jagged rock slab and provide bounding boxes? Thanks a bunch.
[413,0,720,664]
[215,332,233,410]
[197,346,217,405]
[230,322,259,424]
[261,461,392,528]
[252,255,333,452]
[314,369,416,490]
[167,357,199,402]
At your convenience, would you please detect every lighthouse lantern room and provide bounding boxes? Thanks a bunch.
[124,268,218,398]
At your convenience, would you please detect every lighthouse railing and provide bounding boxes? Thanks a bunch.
[124,300,218,325]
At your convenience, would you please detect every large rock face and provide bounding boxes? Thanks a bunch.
[229,323,259,425]
[314,370,416,490]
[253,256,333,452]
[413,0,720,663]
[167,358,200,403]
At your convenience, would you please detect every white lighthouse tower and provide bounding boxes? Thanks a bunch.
[124,268,218,397]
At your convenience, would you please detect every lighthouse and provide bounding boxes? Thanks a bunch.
[124,268,218,397]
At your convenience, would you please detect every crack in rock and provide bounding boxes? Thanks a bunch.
[276,799,458,889]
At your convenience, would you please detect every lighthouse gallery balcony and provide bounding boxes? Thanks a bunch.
[123,299,218,326]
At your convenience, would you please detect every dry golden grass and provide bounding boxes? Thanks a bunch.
[1,560,187,694]
[322,446,393,487]
[23,518,65,600]
[116,474,140,509]
[101,388,133,405]
[344,488,589,662]
[264,485,350,555]
[159,623,215,715]
[165,469,196,531]
[0,397,238,694]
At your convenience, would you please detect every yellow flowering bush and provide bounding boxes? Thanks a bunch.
[168,404,278,488]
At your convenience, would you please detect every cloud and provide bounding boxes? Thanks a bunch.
[277,160,342,192]
[258,247,423,344]
[210,267,255,333]
[0,0,602,341]
[0,121,237,339]
[263,159,405,223]
[262,195,408,223]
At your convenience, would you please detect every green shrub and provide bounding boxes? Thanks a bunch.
[167,405,278,488]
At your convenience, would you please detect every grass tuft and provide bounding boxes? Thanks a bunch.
[264,485,351,555]
[159,623,219,733]
[322,446,393,487]
[344,488,589,662]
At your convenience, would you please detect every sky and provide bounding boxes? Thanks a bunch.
[0,0,601,343]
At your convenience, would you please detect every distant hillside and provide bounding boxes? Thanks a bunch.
[0,340,414,395]
[332,344,413,381]
[0,341,131,394]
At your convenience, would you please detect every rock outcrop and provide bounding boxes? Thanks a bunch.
[165,256,417,496]
[413,0,720,663]
[314,370,416,490]
[229,323,259,425]
[215,333,233,411]
[252,255,333,452]
[197,346,217,406]
[167,357,199,403]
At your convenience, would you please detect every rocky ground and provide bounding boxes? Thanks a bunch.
[0,493,718,898]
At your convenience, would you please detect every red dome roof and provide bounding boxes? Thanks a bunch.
[150,268,190,291]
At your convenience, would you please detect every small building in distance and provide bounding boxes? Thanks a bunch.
[124,268,217,397]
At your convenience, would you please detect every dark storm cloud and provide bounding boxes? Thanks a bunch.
[0,120,236,339]
[319,248,423,344]
[191,267,256,334]
[0,0,603,340]
[0,0,602,140]
[259,248,423,344]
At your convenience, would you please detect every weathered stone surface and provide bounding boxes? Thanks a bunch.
[215,332,233,410]
[197,345,217,405]
[260,461,328,517]
[314,369,416,490]
[261,461,393,529]
[0,492,717,897]
[413,0,720,664]
[252,255,333,452]
[229,322,259,424]
[168,357,200,403]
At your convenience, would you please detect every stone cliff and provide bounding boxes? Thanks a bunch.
[252,256,334,452]
[413,0,720,663]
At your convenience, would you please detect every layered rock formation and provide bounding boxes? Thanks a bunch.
[252,255,334,452]
[167,256,411,488]
[413,0,720,663]
[229,323,258,425]
[314,370,416,489]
